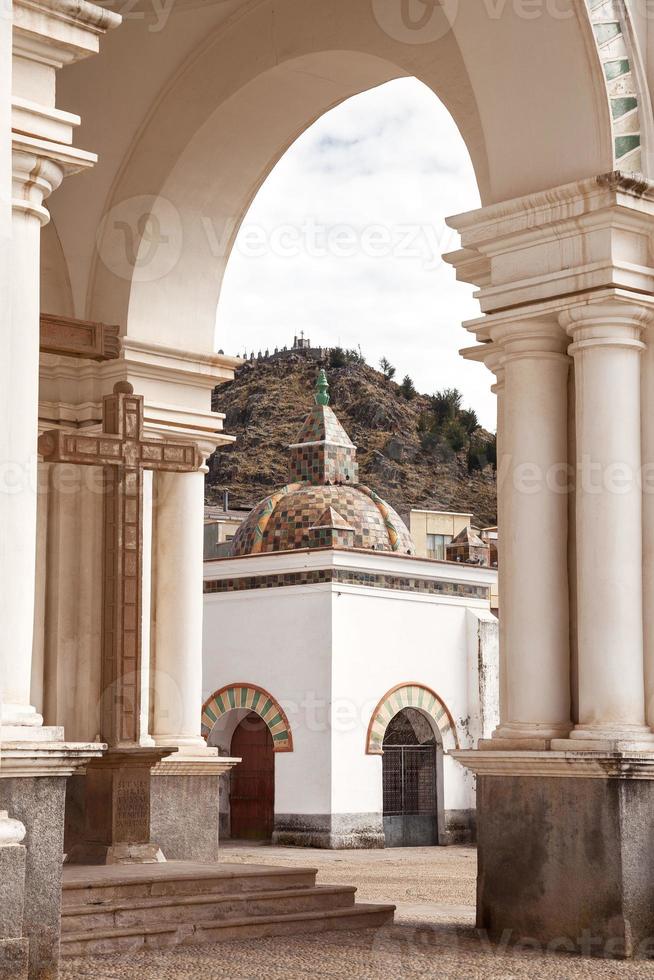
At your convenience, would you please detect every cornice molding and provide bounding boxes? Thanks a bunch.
[451,748,654,780]
[13,0,121,68]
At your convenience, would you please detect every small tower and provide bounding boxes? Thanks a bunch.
[288,370,359,485]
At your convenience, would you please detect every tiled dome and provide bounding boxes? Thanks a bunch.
[230,371,414,557]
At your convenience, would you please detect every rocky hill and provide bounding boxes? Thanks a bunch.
[206,352,497,527]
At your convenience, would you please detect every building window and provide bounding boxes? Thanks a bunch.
[426,533,452,560]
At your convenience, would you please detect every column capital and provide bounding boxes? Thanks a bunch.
[560,298,653,354]
[461,341,505,387]
[490,319,569,364]
[12,140,95,224]
[12,148,63,224]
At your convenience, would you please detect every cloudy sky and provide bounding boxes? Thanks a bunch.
[215,77,496,431]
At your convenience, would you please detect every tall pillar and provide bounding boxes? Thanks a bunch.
[490,321,571,742]
[149,467,236,861]
[1,153,63,729]
[152,469,206,750]
[5,0,119,730]
[561,301,653,746]
[489,356,507,724]
[4,3,119,975]
[0,8,29,976]
[446,174,654,958]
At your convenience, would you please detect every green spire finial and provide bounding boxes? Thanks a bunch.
[315,369,330,406]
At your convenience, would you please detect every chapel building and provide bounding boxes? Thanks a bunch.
[202,372,498,848]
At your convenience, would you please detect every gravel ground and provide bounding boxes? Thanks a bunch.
[61,843,654,979]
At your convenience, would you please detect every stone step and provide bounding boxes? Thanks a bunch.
[61,884,357,932]
[61,902,396,957]
[62,863,318,907]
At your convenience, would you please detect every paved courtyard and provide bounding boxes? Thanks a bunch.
[62,843,654,979]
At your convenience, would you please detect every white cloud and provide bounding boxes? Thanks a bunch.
[215,76,496,431]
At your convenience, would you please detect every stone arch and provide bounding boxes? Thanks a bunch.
[50,0,616,337]
[366,683,459,755]
[201,683,293,752]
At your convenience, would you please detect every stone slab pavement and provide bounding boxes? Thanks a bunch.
[61,843,654,979]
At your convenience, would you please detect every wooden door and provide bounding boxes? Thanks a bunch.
[230,712,274,840]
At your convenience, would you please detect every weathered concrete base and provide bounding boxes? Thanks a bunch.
[0,777,66,980]
[150,774,220,861]
[477,774,654,958]
[444,809,476,845]
[272,813,384,849]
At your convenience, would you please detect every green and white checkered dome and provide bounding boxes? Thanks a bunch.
[230,372,414,557]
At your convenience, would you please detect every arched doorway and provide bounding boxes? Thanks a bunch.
[229,712,274,841]
[382,707,439,847]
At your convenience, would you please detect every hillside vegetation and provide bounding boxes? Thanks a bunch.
[207,351,497,527]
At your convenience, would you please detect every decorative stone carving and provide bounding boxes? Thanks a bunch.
[39,382,202,749]
[39,313,120,361]
[39,383,204,864]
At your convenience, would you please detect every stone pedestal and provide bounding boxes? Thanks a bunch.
[0,736,104,980]
[67,749,171,865]
[150,750,239,861]
[0,813,28,980]
[454,750,654,958]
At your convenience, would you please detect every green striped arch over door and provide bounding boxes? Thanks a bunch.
[366,683,459,755]
[201,683,293,752]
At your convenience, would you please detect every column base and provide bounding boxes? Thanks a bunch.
[552,724,654,752]
[454,748,654,958]
[150,744,240,776]
[150,749,239,861]
[488,721,572,749]
[0,705,43,729]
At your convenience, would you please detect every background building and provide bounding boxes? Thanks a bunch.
[410,509,473,561]
[204,496,250,559]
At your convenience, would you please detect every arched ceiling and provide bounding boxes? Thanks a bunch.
[47,0,614,351]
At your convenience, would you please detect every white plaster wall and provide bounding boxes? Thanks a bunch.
[203,585,333,815]
[466,607,500,742]
[330,587,480,816]
[203,554,497,826]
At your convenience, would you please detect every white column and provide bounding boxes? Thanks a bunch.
[492,321,571,741]
[151,469,206,749]
[486,348,508,727]
[1,154,65,730]
[0,3,28,849]
[139,470,155,746]
[563,302,653,744]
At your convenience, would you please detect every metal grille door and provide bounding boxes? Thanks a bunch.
[382,745,437,846]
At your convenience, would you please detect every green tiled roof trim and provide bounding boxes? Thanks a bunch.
[587,0,642,167]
